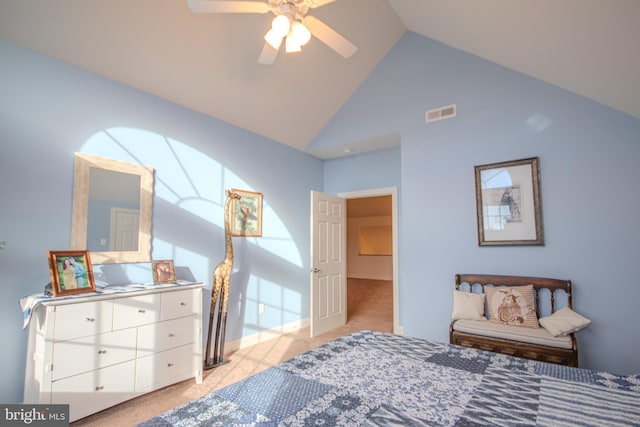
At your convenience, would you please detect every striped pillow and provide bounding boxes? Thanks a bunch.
[485,284,539,328]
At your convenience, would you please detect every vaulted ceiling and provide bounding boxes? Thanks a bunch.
[1,0,638,158]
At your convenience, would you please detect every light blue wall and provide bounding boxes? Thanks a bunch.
[0,41,323,403]
[323,146,401,195]
[310,32,640,375]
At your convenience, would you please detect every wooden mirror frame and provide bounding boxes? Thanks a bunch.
[70,153,154,264]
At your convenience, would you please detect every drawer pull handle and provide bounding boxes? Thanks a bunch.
[95,386,104,391]
[138,309,146,313]
[85,317,95,322]
[168,333,175,337]
[97,350,107,354]
[180,302,186,306]
[167,363,174,367]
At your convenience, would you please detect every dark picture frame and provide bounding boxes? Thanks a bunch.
[47,250,96,297]
[230,189,263,237]
[152,260,176,284]
[474,157,544,246]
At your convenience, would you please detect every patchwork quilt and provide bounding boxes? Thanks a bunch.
[138,330,640,426]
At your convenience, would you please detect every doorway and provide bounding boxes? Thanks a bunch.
[339,187,399,334]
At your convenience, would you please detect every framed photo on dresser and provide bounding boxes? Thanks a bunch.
[152,260,176,284]
[47,250,96,297]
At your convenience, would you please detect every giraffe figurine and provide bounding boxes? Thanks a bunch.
[205,189,241,369]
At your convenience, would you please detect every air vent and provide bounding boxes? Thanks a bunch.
[425,104,456,123]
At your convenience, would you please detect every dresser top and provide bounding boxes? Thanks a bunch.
[20,281,203,328]
[46,281,203,305]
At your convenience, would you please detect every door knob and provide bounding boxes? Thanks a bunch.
[311,267,321,273]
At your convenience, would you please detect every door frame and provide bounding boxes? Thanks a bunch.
[338,186,401,335]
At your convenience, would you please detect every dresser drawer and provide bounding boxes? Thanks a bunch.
[53,300,114,342]
[24,283,204,422]
[135,345,196,392]
[137,316,198,357]
[52,360,135,422]
[161,288,200,320]
[52,328,137,380]
[113,294,161,330]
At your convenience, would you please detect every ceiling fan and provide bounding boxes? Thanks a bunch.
[188,0,357,64]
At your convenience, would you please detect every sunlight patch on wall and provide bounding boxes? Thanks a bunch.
[81,127,303,269]
[152,240,209,283]
[258,207,302,267]
[244,274,302,336]
[178,199,224,228]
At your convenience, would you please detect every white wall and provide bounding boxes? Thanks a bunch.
[347,216,393,280]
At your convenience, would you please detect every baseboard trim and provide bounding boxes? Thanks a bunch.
[224,318,311,353]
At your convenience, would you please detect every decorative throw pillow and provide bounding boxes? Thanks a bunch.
[485,284,539,328]
[539,307,591,337]
[451,290,486,321]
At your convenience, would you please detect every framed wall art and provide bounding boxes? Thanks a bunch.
[230,189,263,237]
[474,157,544,246]
[47,250,96,297]
[152,260,176,284]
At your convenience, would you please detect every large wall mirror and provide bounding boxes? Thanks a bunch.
[71,153,154,264]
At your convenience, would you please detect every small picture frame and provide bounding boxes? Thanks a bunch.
[230,189,263,237]
[152,260,176,284]
[47,250,96,297]
[474,157,544,246]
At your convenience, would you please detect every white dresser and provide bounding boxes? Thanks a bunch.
[23,283,204,422]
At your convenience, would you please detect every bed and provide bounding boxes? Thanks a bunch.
[138,330,640,426]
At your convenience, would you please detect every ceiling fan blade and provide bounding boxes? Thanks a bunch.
[258,42,279,65]
[304,15,357,58]
[303,0,338,8]
[188,0,270,14]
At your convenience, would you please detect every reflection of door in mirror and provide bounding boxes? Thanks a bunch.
[71,153,154,264]
[110,208,139,251]
[87,168,141,252]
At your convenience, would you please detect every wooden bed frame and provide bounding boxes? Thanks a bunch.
[450,274,579,367]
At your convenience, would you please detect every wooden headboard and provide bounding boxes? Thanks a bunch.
[455,273,573,318]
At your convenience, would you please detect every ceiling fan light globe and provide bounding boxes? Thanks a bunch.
[264,28,284,50]
[285,34,302,53]
[291,22,311,46]
[271,14,291,37]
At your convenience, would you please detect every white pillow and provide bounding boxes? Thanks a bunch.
[539,307,591,337]
[451,290,486,321]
